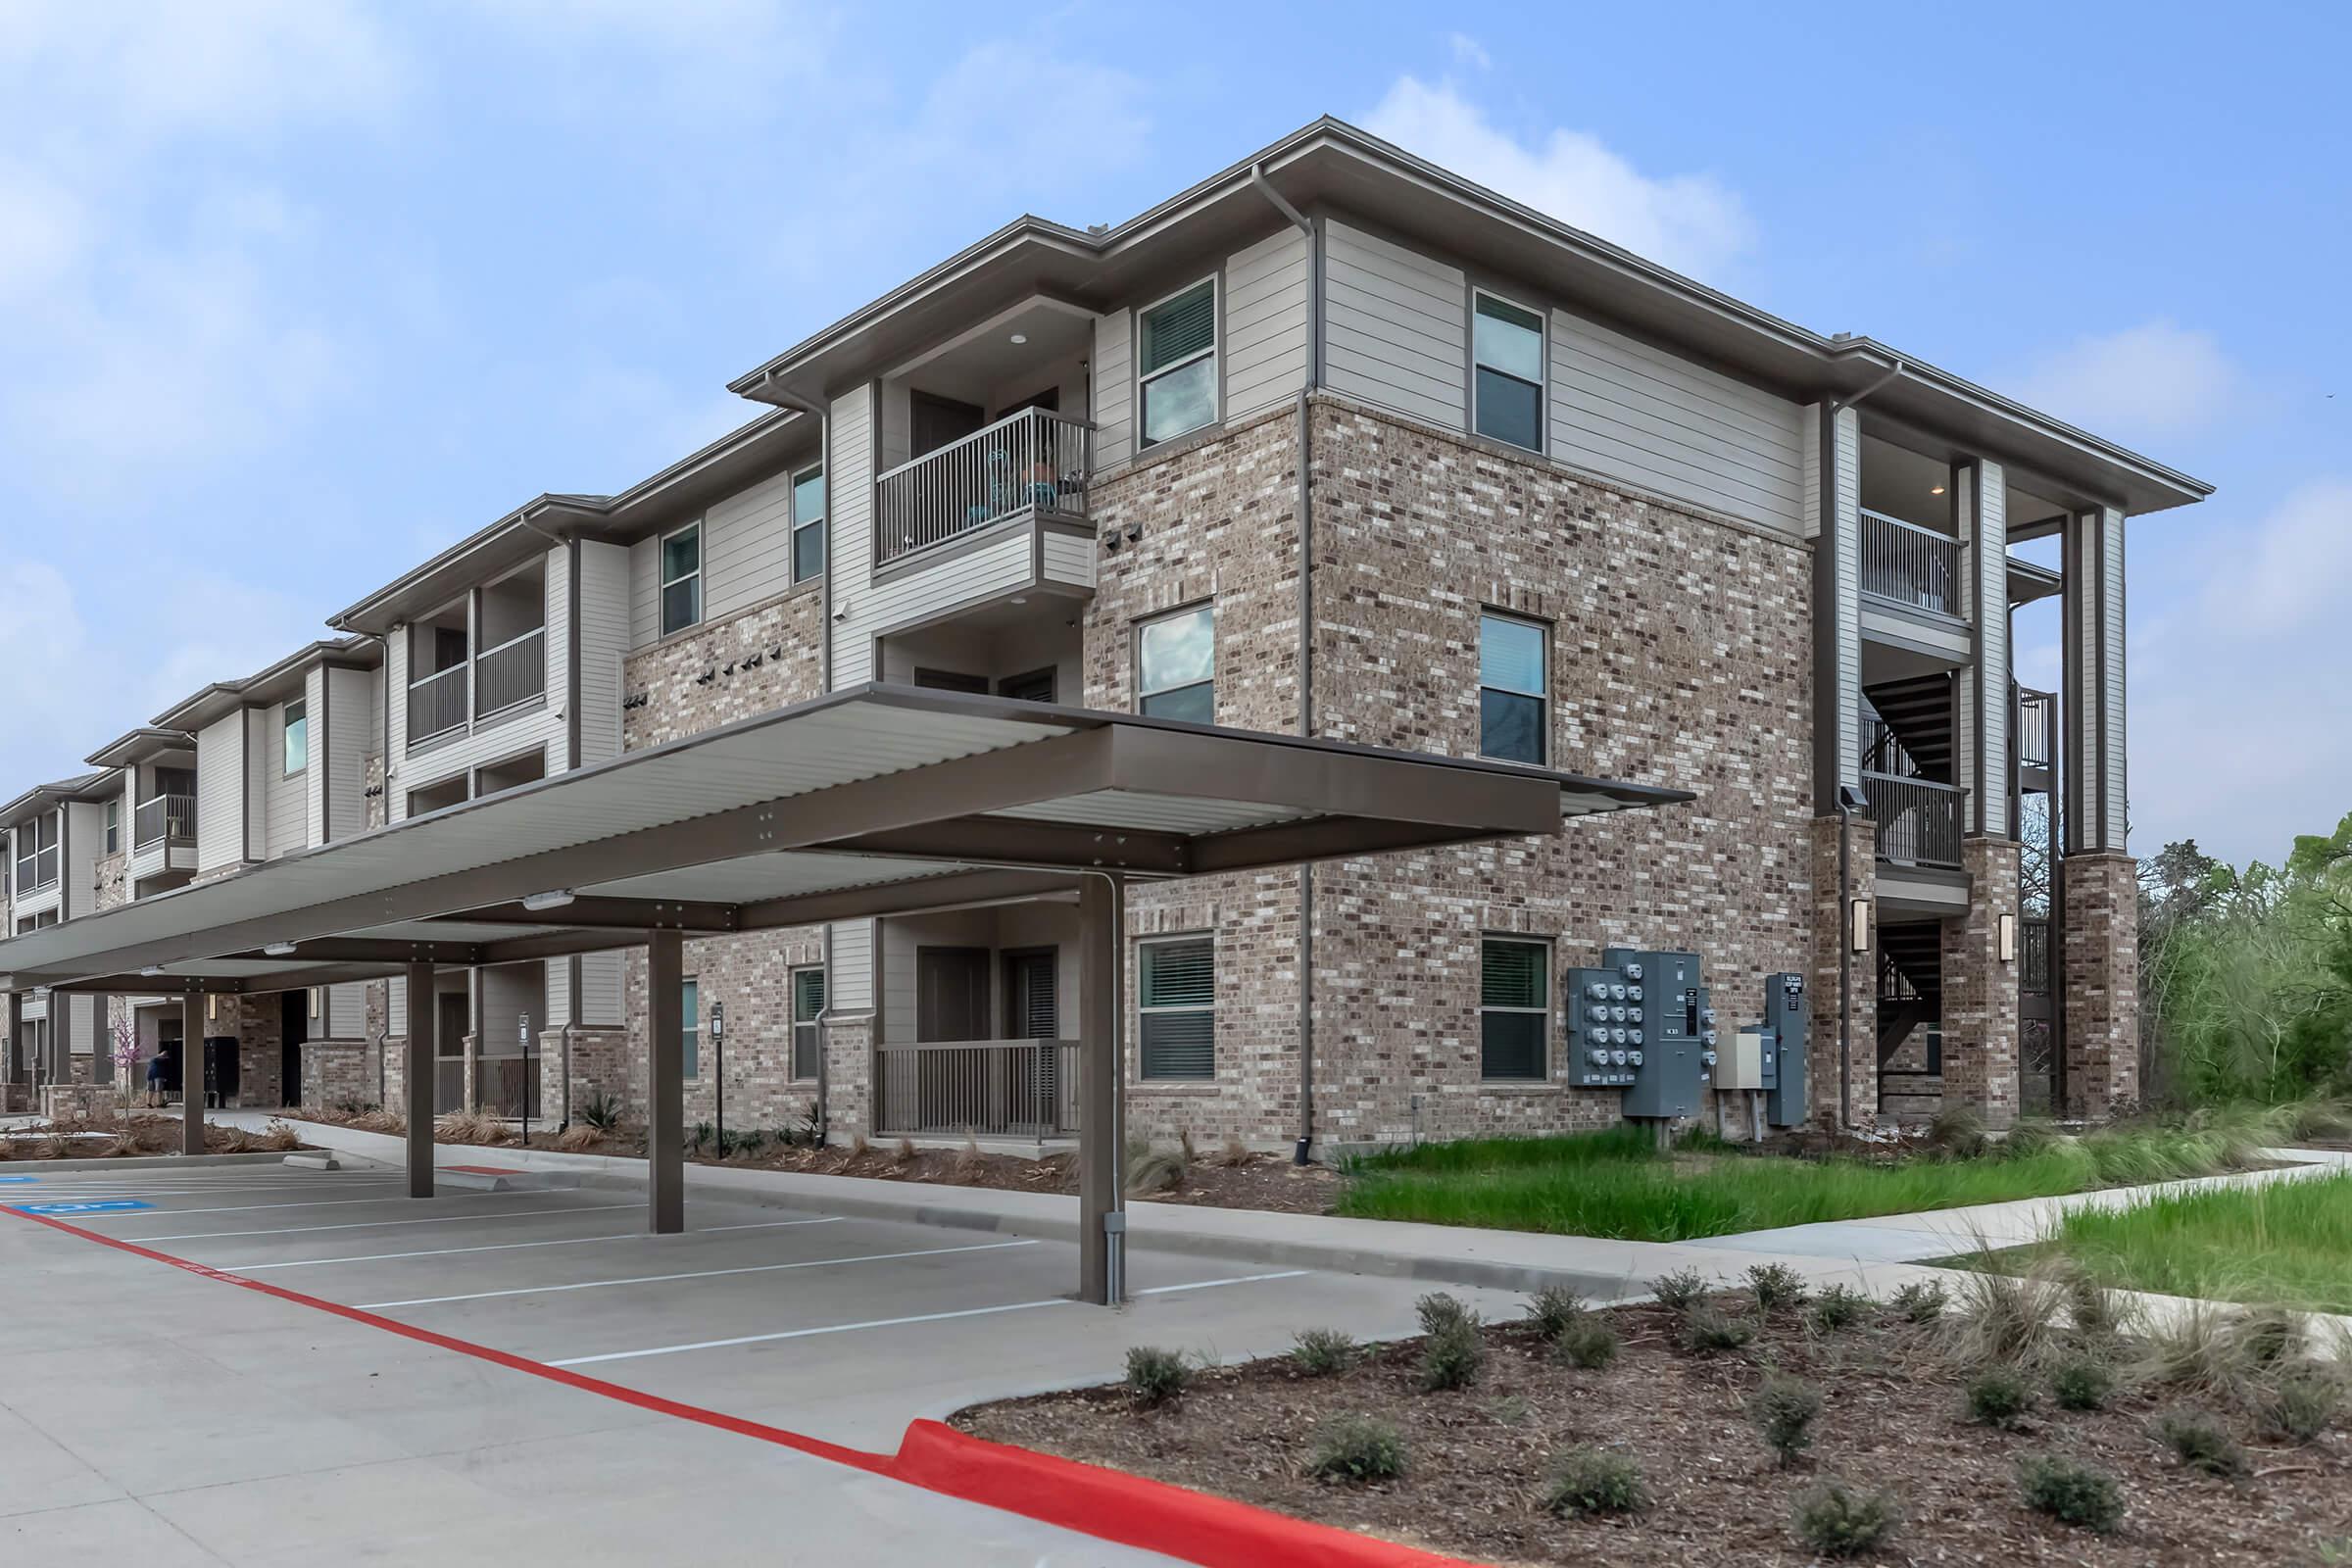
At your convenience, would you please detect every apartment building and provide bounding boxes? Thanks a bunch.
[0,118,2205,1141]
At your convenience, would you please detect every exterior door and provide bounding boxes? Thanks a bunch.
[909,391,987,458]
[281,990,309,1106]
[1004,949,1057,1041]
[436,991,469,1110]
[915,947,991,1043]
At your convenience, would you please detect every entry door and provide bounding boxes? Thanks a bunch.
[910,392,987,457]
[1004,949,1057,1041]
[281,990,310,1106]
[436,991,469,1110]
[915,947,992,1043]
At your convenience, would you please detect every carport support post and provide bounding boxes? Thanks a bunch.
[180,994,205,1156]
[647,928,685,1235]
[406,963,436,1198]
[1077,872,1125,1306]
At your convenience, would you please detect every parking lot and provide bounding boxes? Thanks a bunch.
[1,1158,1520,1563]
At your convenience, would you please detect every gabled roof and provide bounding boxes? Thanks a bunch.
[150,635,380,735]
[0,770,118,830]
[84,728,196,769]
[729,116,2210,516]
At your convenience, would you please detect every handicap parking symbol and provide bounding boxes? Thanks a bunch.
[10,1199,154,1215]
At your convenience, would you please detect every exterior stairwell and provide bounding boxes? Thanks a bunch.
[1862,674,1965,869]
[1877,922,1941,1068]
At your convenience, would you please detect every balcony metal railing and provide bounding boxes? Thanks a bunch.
[1860,509,1961,617]
[472,626,546,718]
[2022,917,2053,996]
[13,847,58,893]
[133,793,197,849]
[874,408,1092,567]
[2016,688,2056,772]
[1862,769,1966,869]
[408,663,467,745]
[873,1038,1080,1138]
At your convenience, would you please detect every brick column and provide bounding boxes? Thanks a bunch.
[2062,852,2140,1119]
[1810,813,1877,1129]
[821,1015,871,1144]
[1940,839,2022,1126]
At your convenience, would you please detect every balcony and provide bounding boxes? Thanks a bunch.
[1863,770,1965,869]
[133,793,196,850]
[408,663,466,745]
[1860,509,1960,618]
[472,626,546,718]
[872,1038,1080,1139]
[12,848,58,894]
[875,408,1091,568]
[2016,687,2056,775]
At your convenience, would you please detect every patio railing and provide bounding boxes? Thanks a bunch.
[873,1038,1080,1138]
[874,408,1092,566]
[409,663,467,744]
[1860,509,1960,616]
[1863,769,1966,869]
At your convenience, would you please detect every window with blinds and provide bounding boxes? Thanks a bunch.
[1139,935,1214,1080]
[791,466,825,584]
[790,966,824,1081]
[1139,278,1216,447]
[1004,950,1057,1040]
[680,976,700,1079]
[1473,292,1544,452]
[1481,938,1549,1080]
[1479,612,1548,764]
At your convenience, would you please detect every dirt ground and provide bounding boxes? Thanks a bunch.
[954,1297,2351,1567]
[0,1111,305,1159]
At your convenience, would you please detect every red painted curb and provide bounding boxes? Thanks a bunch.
[5,1203,1475,1568]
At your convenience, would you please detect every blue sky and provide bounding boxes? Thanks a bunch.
[2,1,2343,865]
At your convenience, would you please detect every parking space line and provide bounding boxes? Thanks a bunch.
[544,1298,1076,1367]
[57,1191,547,1219]
[354,1238,1040,1309]
[1135,1270,1311,1295]
[131,1202,641,1242]
[220,1216,846,1271]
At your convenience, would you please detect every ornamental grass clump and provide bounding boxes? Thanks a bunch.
[1789,1479,1900,1558]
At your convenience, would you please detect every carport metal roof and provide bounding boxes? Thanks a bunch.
[0,685,1689,997]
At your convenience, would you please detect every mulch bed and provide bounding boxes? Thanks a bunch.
[0,1112,304,1159]
[953,1298,2350,1566]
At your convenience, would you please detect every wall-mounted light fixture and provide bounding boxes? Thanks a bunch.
[263,941,296,957]
[521,888,576,912]
[1998,912,2017,964]
[1848,897,1872,955]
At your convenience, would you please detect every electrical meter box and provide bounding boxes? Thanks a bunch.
[1721,1028,1768,1092]
[1762,970,1808,1127]
[1565,947,1712,1119]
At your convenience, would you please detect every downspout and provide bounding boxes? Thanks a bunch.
[1253,163,1323,1166]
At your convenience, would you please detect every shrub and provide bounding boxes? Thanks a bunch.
[578,1090,622,1132]
[1214,1136,1252,1167]
[2157,1410,2247,1477]
[2017,1452,2126,1532]
[1890,1280,1947,1323]
[1416,1292,1474,1336]
[1124,1138,1187,1196]
[1927,1104,1990,1157]
[1790,1479,1899,1557]
[1684,1306,1757,1353]
[1745,1262,1806,1314]
[2050,1357,2117,1412]
[1947,1268,2069,1368]
[1650,1267,1709,1311]
[1544,1446,1648,1516]
[1290,1328,1357,1377]
[1748,1374,1825,1468]
[1554,1316,1621,1371]
[1305,1414,1405,1483]
[1966,1367,2035,1430]
[1124,1347,1190,1406]
[2264,1366,2342,1444]
[1420,1319,1486,1393]
[1811,1285,1869,1332]
[1528,1284,1587,1340]
[2229,1306,2305,1369]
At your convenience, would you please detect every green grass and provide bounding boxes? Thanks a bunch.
[1995,1169,2352,1314]
[1331,1107,2295,1243]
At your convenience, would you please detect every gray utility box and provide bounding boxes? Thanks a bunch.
[1565,948,1714,1120]
[1761,970,1808,1127]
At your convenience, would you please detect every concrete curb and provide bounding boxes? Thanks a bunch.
[0,1149,316,1175]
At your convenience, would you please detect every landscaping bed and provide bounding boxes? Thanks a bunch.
[0,1112,304,1159]
[955,1273,2352,1565]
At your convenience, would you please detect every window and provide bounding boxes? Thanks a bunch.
[791,465,826,584]
[1479,612,1547,764]
[1136,605,1214,723]
[14,813,58,891]
[790,966,825,1081]
[660,523,702,637]
[1472,292,1544,452]
[104,800,120,856]
[998,666,1056,705]
[1138,935,1214,1080]
[1139,278,1216,447]
[680,976,700,1079]
[1481,938,1549,1080]
[282,699,309,776]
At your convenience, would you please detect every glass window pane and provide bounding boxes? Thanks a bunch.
[1474,295,1544,380]
[1482,941,1548,1009]
[680,980,698,1079]
[1475,367,1542,451]
[1480,614,1545,696]
[792,520,824,583]
[1481,689,1544,764]
[1140,682,1212,724]
[1141,282,1214,373]
[1139,608,1213,694]
[1142,355,1215,446]
[661,526,699,584]
[792,968,825,1023]
[283,704,308,773]
[1142,938,1214,1008]
[1481,1011,1544,1080]
[662,576,700,636]
[1141,1009,1214,1079]
[791,468,824,527]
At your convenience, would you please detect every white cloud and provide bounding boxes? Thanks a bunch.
[2197,478,2352,637]
[1362,77,1754,281]
[1448,33,1493,71]
[2014,320,2237,438]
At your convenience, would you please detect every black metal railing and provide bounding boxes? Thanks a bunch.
[874,408,1092,566]
[2016,688,2056,772]
[472,626,546,717]
[2022,917,2052,995]
[133,793,196,849]
[872,1038,1080,1138]
[1860,509,1960,616]
[408,663,467,745]
[1863,770,1966,868]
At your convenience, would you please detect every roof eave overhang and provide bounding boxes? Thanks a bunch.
[84,729,197,769]
[151,637,379,730]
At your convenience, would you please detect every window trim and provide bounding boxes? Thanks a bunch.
[1136,931,1216,1082]
[789,964,825,1083]
[104,799,120,857]
[1479,934,1552,1083]
[680,974,701,1081]
[1471,287,1546,455]
[1477,609,1550,766]
[790,463,826,585]
[1133,602,1215,722]
[658,520,704,638]
[1135,273,1219,450]
[281,698,310,778]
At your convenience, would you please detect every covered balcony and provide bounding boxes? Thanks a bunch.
[870,901,1079,1142]
[876,406,1092,567]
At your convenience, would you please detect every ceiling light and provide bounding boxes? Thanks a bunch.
[263,942,296,957]
[521,889,576,912]
[1009,332,1027,345]
[139,965,164,977]
[1931,484,1945,495]
[1009,596,1027,606]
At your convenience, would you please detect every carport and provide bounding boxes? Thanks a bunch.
[0,684,1684,1303]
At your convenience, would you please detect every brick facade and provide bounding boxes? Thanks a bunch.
[1941,838,2023,1126]
[2062,852,2140,1119]
[1810,815,1878,1129]
[621,586,825,751]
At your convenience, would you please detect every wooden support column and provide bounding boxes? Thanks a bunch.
[1076,872,1125,1305]
[180,994,205,1156]
[646,928,685,1235]
[405,962,436,1198]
